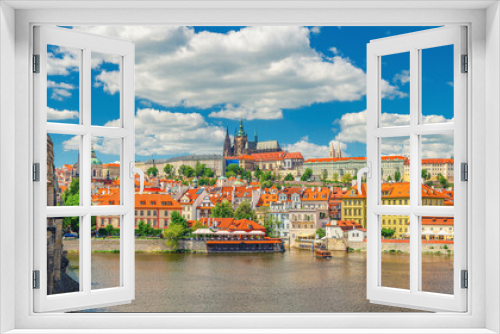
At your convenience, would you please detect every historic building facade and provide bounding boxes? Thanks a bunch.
[223,119,282,157]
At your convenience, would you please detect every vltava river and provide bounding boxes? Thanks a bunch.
[75,250,453,313]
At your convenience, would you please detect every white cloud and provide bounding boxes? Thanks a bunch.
[283,136,347,159]
[334,110,454,158]
[62,135,79,151]
[393,70,410,85]
[47,46,80,76]
[310,26,321,34]
[381,79,408,99]
[329,46,340,56]
[51,88,72,101]
[94,70,120,94]
[48,80,76,101]
[47,107,79,120]
[67,26,406,120]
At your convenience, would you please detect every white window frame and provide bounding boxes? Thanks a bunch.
[32,26,136,313]
[366,26,467,312]
[0,1,498,333]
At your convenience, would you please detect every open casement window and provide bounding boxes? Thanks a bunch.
[366,26,467,312]
[33,26,136,312]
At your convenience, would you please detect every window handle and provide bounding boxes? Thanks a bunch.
[357,162,371,195]
[129,162,145,194]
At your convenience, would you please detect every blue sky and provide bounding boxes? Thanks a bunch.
[47,26,454,167]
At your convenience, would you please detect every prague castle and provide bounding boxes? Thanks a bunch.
[223,119,282,157]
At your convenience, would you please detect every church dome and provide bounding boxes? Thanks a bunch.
[91,146,102,165]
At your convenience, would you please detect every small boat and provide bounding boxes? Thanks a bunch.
[315,249,332,258]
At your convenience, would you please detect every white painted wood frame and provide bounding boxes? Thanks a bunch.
[366,26,467,312]
[32,26,135,312]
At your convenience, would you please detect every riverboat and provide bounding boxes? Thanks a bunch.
[314,249,332,258]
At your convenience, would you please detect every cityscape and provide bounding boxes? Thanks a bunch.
[45,25,455,312]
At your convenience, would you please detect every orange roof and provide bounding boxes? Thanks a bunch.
[252,152,286,162]
[342,184,367,199]
[301,187,330,201]
[381,156,406,161]
[379,182,447,199]
[421,158,454,164]
[59,185,68,192]
[196,217,265,232]
[257,193,278,207]
[63,164,74,170]
[283,152,304,160]
[206,240,282,244]
[422,217,454,226]
[134,193,182,209]
[102,163,120,168]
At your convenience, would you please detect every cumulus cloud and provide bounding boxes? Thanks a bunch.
[333,110,454,158]
[48,80,76,101]
[94,70,120,94]
[283,136,347,160]
[47,107,79,120]
[47,46,80,76]
[393,70,410,85]
[67,26,405,120]
[310,26,321,34]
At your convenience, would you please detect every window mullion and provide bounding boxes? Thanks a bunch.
[409,47,420,295]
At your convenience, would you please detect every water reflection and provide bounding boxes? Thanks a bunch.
[75,251,452,313]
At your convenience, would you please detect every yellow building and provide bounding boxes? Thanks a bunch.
[341,184,367,228]
[341,182,449,238]
[380,183,447,239]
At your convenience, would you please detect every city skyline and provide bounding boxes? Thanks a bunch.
[47,26,454,167]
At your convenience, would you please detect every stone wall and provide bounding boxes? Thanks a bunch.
[346,241,454,253]
[64,238,208,252]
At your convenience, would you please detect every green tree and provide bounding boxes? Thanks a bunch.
[394,171,401,182]
[321,169,328,182]
[209,179,217,186]
[387,175,392,182]
[105,224,115,237]
[137,220,154,237]
[422,168,431,181]
[316,228,326,239]
[341,173,352,183]
[190,220,204,233]
[147,166,159,177]
[211,200,234,218]
[381,228,396,238]
[98,227,109,237]
[253,166,263,180]
[227,163,242,177]
[164,163,173,176]
[439,175,449,188]
[333,172,339,182]
[61,178,80,233]
[195,160,207,177]
[204,168,214,178]
[301,168,313,181]
[262,214,279,237]
[284,173,294,181]
[234,200,256,220]
[163,224,186,250]
[170,211,189,230]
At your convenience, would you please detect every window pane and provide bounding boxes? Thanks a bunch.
[421,45,454,124]
[381,137,409,205]
[92,215,121,290]
[90,137,121,205]
[47,133,80,206]
[380,52,410,127]
[47,217,80,295]
[421,133,454,206]
[91,52,121,126]
[381,215,410,290]
[421,216,454,294]
[47,44,80,124]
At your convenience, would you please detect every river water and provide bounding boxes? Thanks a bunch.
[74,250,454,313]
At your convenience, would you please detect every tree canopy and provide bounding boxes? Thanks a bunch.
[210,200,234,218]
[301,168,313,181]
[234,200,256,220]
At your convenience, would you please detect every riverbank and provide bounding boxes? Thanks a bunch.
[66,238,453,255]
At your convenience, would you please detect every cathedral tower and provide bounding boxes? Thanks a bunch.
[223,127,233,157]
[233,119,248,156]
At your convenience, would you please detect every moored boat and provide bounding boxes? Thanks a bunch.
[315,249,332,258]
